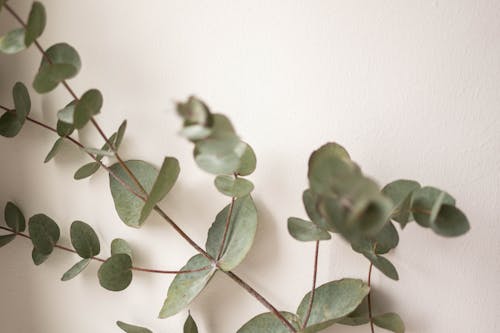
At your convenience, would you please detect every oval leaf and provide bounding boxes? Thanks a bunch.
[70,221,100,258]
[98,253,133,291]
[109,160,158,228]
[61,258,91,281]
[74,89,103,129]
[296,279,370,332]
[205,195,258,271]
[25,2,46,46]
[28,214,60,255]
[411,187,455,227]
[140,157,180,223]
[0,28,26,54]
[373,313,405,333]
[74,162,101,180]
[287,217,331,242]
[237,312,301,333]
[214,175,254,197]
[431,204,470,237]
[44,137,65,163]
[5,201,26,232]
[158,254,215,318]
[194,136,247,175]
[115,120,127,149]
[116,321,152,333]
[184,313,199,333]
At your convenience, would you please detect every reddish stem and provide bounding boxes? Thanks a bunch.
[302,240,320,329]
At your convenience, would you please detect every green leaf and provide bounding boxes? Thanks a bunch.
[0,28,26,54]
[0,82,31,138]
[140,157,180,223]
[209,114,235,138]
[82,147,115,156]
[431,204,470,237]
[115,120,127,149]
[111,238,132,258]
[61,258,91,281]
[337,298,370,326]
[28,214,60,255]
[180,124,212,141]
[296,279,370,332]
[184,313,199,333]
[158,254,215,318]
[98,253,133,291]
[412,187,455,227]
[25,2,46,46]
[236,143,257,176]
[109,160,159,228]
[373,313,405,333]
[33,43,81,93]
[0,234,16,248]
[44,137,65,163]
[205,195,258,271]
[56,119,74,136]
[5,201,26,232]
[214,175,254,197]
[177,96,212,125]
[194,135,247,175]
[237,312,301,333]
[57,102,75,125]
[70,221,100,258]
[353,222,399,256]
[0,0,5,11]
[74,162,101,180]
[287,217,331,242]
[116,321,153,333]
[74,89,103,129]
[32,247,49,265]
[382,180,421,227]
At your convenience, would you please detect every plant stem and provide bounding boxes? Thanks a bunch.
[0,225,209,274]
[367,262,375,333]
[217,196,236,261]
[302,240,320,329]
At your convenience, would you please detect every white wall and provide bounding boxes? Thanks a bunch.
[1,1,499,332]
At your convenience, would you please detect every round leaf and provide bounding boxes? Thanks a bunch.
[28,214,60,255]
[116,321,152,333]
[236,143,257,176]
[25,2,46,46]
[98,254,133,291]
[70,221,100,258]
[431,205,470,237]
[61,258,91,281]
[5,201,25,232]
[111,238,133,258]
[287,217,331,242]
[237,312,301,333]
[33,43,81,93]
[373,313,405,333]
[0,28,26,54]
[159,254,215,318]
[205,195,258,271]
[194,136,247,175]
[214,175,254,197]
[109,160,158,228]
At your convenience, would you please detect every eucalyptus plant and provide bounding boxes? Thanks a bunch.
[0,2,471,333]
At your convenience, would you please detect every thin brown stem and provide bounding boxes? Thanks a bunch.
[0,225,210,274]
[302,240,320,329]
[367,263,375,333]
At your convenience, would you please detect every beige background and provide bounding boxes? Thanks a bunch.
[1,1,499,332]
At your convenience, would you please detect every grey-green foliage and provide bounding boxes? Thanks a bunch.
[373,313,405,333]
[25,2,46,46]
[61,258,91,281]
[287,217,331,242]
[237,312,301,333]
[5,201,25,232]
[0,82,31,138]
[184,313,199,333]
[116,321,152,333]
[70,220,100,258]
[28,214,60,255]
[111,238,132,257]
[205,195,258,271]
[44,137,65,163]
[159,254,215,318]
[214,175,254,197]
[0,28,26,54]
[98,253,133,291]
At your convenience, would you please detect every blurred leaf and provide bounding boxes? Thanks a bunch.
[44,137,64,163]
[0,234,16,248]
[28,214,60,255]
[237,312,301,333]
[140,157,180,223]
[32,247,49,265]
[180,124,212,141]
[177,96,212,125]
[373,313,405,333]
[296,279,370,332]
[431,204,470,237]
[184,313,198,333]
[0,28,26,54]
[33,43,81,93]
[109,160,158,228]
[111,238,132,258]
[116,321,152,333]
[82,147,115,156]
[57,102,75,125]
[98,253,133,291]
[115,120,127,149]
[236,143,257,176]
[205,195,258,271]
[287,217,331,242]
[194,135,247,175]
[382,180,420,227]
[74,162,100,180]
[25,2,46,46]
[0,82,31,137]
[70,221,100,258]
[214,175,254,197]
[159,254,215,318]
[358,248,399,281]
[353,221,399,256]
[61,258,91,281]
[337,298,370,326]
[302,189,329,231]
[412,187,455,227]
[5,201,26,232]
[209,114,235,138]
[74,89,103,129]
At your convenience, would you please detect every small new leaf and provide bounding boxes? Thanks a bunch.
[98,254,133,291]
[44,138,65,163]
[74,162,101,180]
[184,313,199,333]
[116,321,153,333]
[61,258,91,281]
